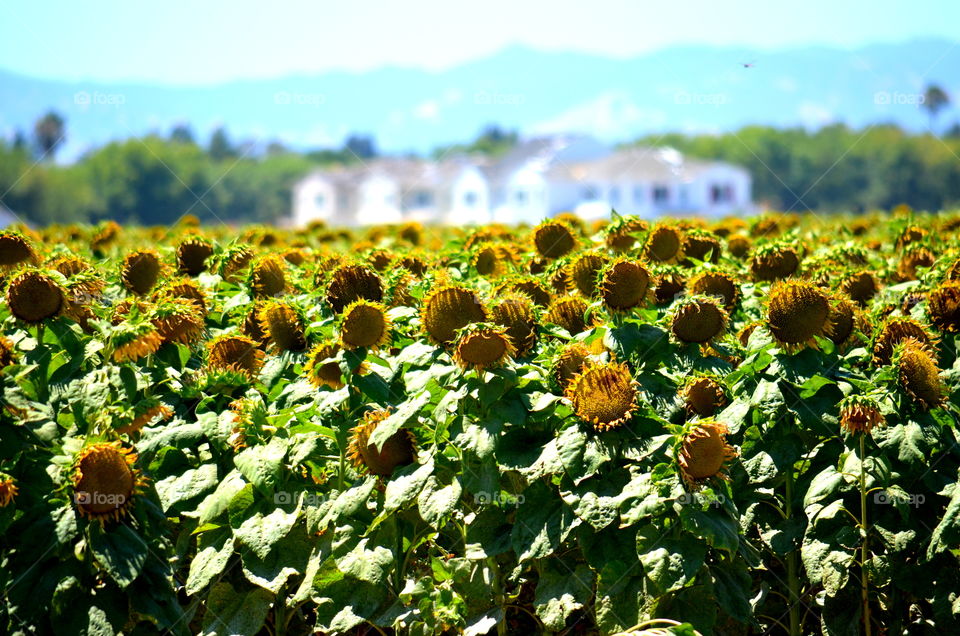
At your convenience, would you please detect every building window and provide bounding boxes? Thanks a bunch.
[609,187,620,206]
[581,185,600,201]
[710,184,734,203]
[634,185,644,203]
[464,191,478,207]
[412,190,433,207]
[314,194,326,209]
[653,185,670,205]
[515,189,528,206]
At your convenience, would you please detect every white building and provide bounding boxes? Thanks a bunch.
[290,136,752,226]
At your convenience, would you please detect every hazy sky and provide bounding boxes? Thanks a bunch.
[1,0,958,84]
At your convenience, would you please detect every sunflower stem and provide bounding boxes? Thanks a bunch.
[393,514,405,595]
[487,556,508,636]
[784,468,801,636]
[860,434,872,636]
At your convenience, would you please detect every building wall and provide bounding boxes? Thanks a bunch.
[292,174,337,226]
[355,174,403,225]
[445,167,491,225]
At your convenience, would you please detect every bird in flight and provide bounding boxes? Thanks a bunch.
[741,61,755,68]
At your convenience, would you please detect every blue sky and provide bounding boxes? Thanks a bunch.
[1,0,958,84]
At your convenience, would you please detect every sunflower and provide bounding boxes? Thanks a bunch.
[121,249,162,295]
[326,264,384,313]
[645,224,684,263]
[156,278,207,315]
[339,299,392,350]
[258,300,307,352]
[827,296,866,349]
[895,338,945,409]
[688,270,739,310]
[250,254,287,298]
[653,266,687,305]
[177,236,214,276]
[839,270,880,306]
[838,395,884,435]
[568,251,609,298]
[736,321,764,348]
[490,292,538,355]
[111,319,165,362]
[533,220,577,259]
[90,221,121,252]
[597,259,653,312]
[72,441,147,525]
[283,247,310,267]
[670,295,728,345]
[242,301,269,346]
[604,217,648,252]
[386,270,416,308]
[565,361,639,431]
[0,475,18,507]
[551,342,593,389]
[896,246,935,282]
[682,231,722,264]
[765,280,832,350]
[304,340,347,389]
[151,297,206,345]
[750,244,800,281]
[927,281,960,333]
[0,231,37,267]
[207,334,265,378]
[677,420,738,488]
[682,376,727,417]
[452,324,516,371]
[420,284,488,345]
[896,225,927,250]
[544,295,596,336]
[116,401,174,435]
[220,244,255,281]
[493,275,552,307]
[396,253,430,278]
[5,268,67,323]
[472,243,510,277]
[726,234,752,259]
[0,336,17,369]
[347,408,417,477]
[871,317,937,366]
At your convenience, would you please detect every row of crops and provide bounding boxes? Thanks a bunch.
[0,210,958,635]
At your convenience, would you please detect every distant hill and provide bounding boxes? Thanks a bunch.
[1,38,958,161]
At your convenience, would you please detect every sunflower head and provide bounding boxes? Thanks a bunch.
[604,217,648,252]
[326,263,385,313]
[568,251,609,298]
[110,317,165,362]
[471,243,510,278]
[208,334,265,378]
[896,225,927,250]
[420,284,488,346]
[114,400,174,435]
[5,268,67,323]
[894,338,945,409]
[490,292,538,356]
[682,376,727,417]
[670,295,728,345]
[121,249,163,295]
[303,340,348,389]
[544,295,597,336]
[871,317,937,366]
[689,269,739,310]
[90,221,121,252]
[565,361,639,431]
[0,336,16,369]
[840,270,880,306]
[385,269,416,308]
[726,234,752,259]
[827,295,866,349]
[596,258,653,312]
[151,297,206,345]
[396,252,430,278]
[72,441,147,525]
[176,236,214,276]
[765,280,832,350]
[156,277,207,315]
[838,395,884,435]
[677,419,737,488]
[550,342,593,390]
[347,408,417,477]
[645,224,684,263]
[533,220,577,259]
[452,323,516,371]
[928,281,960,333]
[682,231,722,264]
[493,275,552,307]
[0,231,37,267]
[0,475,18,507]
[896,245,936,282]
[750,243,800,281]
[258,300,307,352]
[651,265,686,306]
[339,299,392,350]
[220,244,255,282]
[250,254,287,298]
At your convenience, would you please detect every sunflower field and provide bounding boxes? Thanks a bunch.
[1,210,959,636]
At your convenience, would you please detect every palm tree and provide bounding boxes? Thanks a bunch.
[33,111,66,160]
[923,84,950,133]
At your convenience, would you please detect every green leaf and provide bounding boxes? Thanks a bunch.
[534,560,594,631]
[511,482,581,562]
[200,582,273,636]
[335,539,395,585]
[88,524,149,589]
[233,436,287,495]
[369,390,431,451]
[636,525,707,594]
[242,527,312,593]
[928,485,960,559]
[417,476,462,529]
[186,531,234,596]
[234,503,301,560]
[383,460,434,513]
[154,463,219,513]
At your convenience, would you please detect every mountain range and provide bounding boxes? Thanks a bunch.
[1,38,958,161]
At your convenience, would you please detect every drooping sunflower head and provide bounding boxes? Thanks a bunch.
[677,419,738,488]
[0,336,16,369]
[896,224,927,250]
[385,269,416,308]
[645,224,684,263]
[551,342,593,390]
[681,375,727,418]
[565,361,639,431]
[750,243,800,281]
[669,295,728,345]
[110,317,165,362]
[347,408,417,477]
[544,295,597,336]
[765,280,832,350]
[120,249,163,295]
[827,295,867,349]
[0,231,38,268]
[114,400,174,435]
[493,275,552,307]
[682,230,722,264]
[325,263,385,314]
[688,269,740,311]
[156,277,207,315]
[339,299,392,350]
[838,395,885,435]
[258,300,307,352]
[928,281,960,333]
[894,338,945,409]
[176,236,214,276]
[452,323,516,371]
[567,251,610,298]
[4,268,67,323]
[151,297,206,345]
[871,317,937,366]
[71,441,147,525]
[250,254,287,298]
[420,284,488,346]
[726,234,752,259]
[597,258,653,312]
[0,475,18,507]
[839,270,880,306]
[604,217,648,252]
[207,334,265,378]
[90,220,121,252]
[533,220,577,259]
[303,340,347,389]
[490,292,538,356]
[471,242,510,278]
[220,244,255,282]
[896,245,936,282]
[736,321,764,348]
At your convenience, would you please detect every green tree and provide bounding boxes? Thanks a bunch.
[923,84,950,132]
[170,124,196,145]
[33,111,66,160]
[208,127,236,160]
